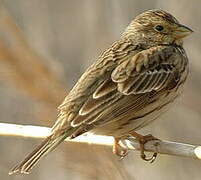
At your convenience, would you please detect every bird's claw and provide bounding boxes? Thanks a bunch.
[141,152,158,163]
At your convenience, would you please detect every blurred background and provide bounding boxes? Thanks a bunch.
[0,0,201,180]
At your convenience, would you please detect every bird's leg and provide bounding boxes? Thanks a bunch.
[113,137,128,159]
[129,131,158,163]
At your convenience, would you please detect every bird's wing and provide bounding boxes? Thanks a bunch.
[53,45,185,136]
[52,39,138,133]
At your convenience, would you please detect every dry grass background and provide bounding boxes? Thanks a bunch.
[0,0,201,180]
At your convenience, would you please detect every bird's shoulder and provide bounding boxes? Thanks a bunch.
[111,44,188,94]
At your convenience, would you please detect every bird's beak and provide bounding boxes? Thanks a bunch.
[173,23,193,39]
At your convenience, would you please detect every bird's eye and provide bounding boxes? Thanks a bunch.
[154,25,164,32]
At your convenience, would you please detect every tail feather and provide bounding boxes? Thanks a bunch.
[9,133,69,175]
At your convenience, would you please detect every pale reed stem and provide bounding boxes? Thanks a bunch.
[1,122,201,160]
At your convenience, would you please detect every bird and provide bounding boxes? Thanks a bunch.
[9,9,193,175]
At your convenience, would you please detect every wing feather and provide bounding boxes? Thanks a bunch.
[93,79,116,99]
[112,46,179,95]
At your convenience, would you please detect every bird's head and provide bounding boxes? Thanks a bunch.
[122,9,193,47]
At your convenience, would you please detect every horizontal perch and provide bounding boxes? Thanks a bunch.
[0,122,201,160]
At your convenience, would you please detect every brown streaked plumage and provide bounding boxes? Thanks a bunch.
[9,9,193,175]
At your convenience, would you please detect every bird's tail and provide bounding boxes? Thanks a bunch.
[9,131,71,175]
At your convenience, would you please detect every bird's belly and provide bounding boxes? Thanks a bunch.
[90,88,181,137]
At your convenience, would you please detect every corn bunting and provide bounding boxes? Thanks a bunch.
[9,9,193,174]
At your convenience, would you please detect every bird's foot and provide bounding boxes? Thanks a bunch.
[129,132,158,163]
